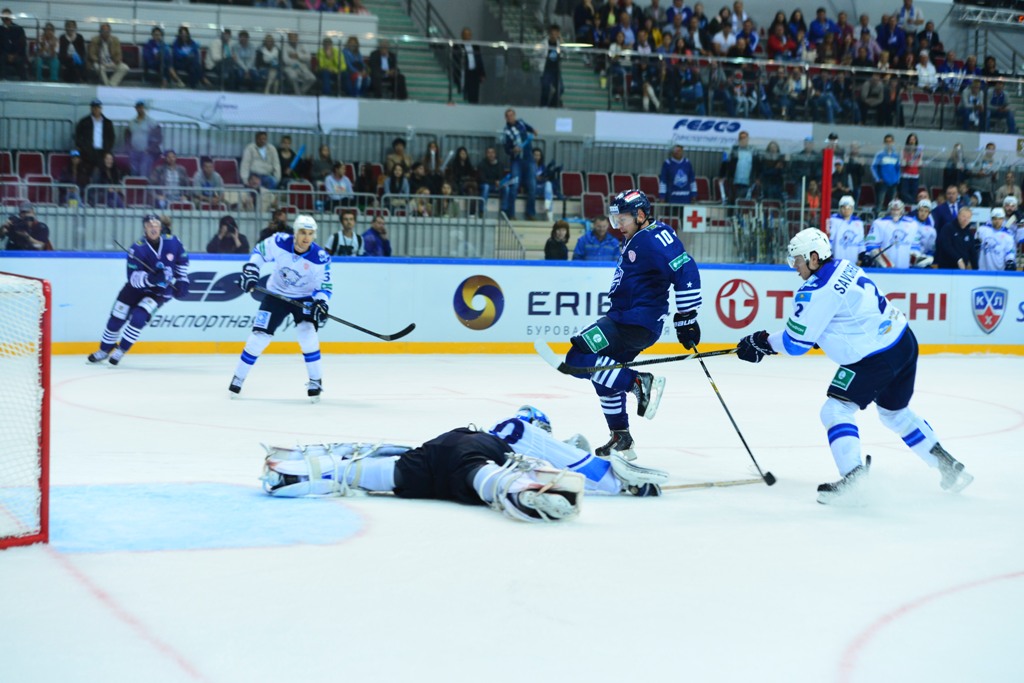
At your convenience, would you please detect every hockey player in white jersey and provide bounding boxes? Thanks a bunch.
[827,195,865,264]
[910,200,936,266]
[976,208,1017,271]
[864,199,922,268]
[231,214,332,401]
[735,228,973,503]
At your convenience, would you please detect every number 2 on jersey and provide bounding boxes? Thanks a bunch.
[856,276,887,314]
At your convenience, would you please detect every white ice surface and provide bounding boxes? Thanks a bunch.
[1,352,1023,683]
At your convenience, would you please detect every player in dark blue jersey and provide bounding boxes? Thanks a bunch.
[87,214,190,366]
[562,189,703,460]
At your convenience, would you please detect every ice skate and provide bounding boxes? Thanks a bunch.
[595,429,636,461]
[609,453,668,497]
[511,489,579,520]
[632,372,666,419]
[932,444,974,493]
[307,378,323,403]
[228,375,244,397]
[817,455,871,505]
[107,347,125,366]
[86,350,109,364]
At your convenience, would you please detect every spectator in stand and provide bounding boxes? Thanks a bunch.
[408,162,430,195]
[150,150,190,208]
[532,148,560,219]
[233,30,261,92]
[900,133,923,203]
[281,31,315,94]
[205,27,233,89]
[844,143,865,204]
[815,32,840,64]
[788,10,807,41]
[767,23,796,61]
[382,163,410,210]
[710,21,736,56]
[692,2,710,30]
[831,158,853,204]
[207,215,250,254]
[859,72,885,124]
[545,220,570,260]
[666,0,692,30]
[660,144,696,207]
[241,131,282,190]
[58,150,88,205]
[727,130,759,202]
[257,207,289,242]
[232,173,277,214]
[447,147,479,198]
[988,81,1018,134]
[353,163,376,206]
[501,108,538,220]
[935,206,977,269]
[0,8,27,81]
[437,182,461,218]
[192,157,225,206]
[917,21,940,51]
[89,152,126,208]
[453,27,485,104]
[368,39,407,100]
[385,137,413,175]
[574,0,598,45]
[855,29,881,65]
[317,37,343,96]
[871,134,900,213]
[896,0,925,30]
[74,99,115,174]
[172,26,206,89]
[324,162,354,210]
[877,15,906,65]
[478,146,504,207]
[88,23,131,87]
[2,202,50,250]
[125,100,162,179]
[808,8,839,46]
[572,216,620,261]
[59,20,87,83]
[143,27,178,88]
[344,36,372,97]
[759,141,787,201]
[809,70,843,122]
[34,22,59,82]
[363,214,392,257]
[257,34,281,93]
[995,171,1022,206]
[421,140,446,195]
[350,0,371,15]
[916,50,938,92]
[836,12,854,42]
[683,15,711,56]
[971,142,1000,199]
[326,210,365,257]
[540,24,563,107]
[736,18,758,53]
[805,179,822,225]
[788,136,821,187]
[311,143,334,183]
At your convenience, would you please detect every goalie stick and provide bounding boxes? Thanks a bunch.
[533,339,735,375]
[254,286,416,341]
[662,477,763,491]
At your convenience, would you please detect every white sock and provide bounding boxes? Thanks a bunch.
[350,456,398,491]
[295,322,322,381]
[235,331,272,380]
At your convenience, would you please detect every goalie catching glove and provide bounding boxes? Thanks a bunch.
[238,263,260,293]
[673,312,701,350]
[736,330,776,363]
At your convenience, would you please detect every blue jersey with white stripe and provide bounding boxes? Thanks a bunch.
[606,220,702,333]
[126,235,190,296]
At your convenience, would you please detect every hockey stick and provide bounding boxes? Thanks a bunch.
[533,339,736,375]
[114,239,158,274]
[662,477,763,491]
[254,286,415,341]
[692,345,776,486]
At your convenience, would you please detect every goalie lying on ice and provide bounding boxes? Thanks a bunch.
[259,407,669,522]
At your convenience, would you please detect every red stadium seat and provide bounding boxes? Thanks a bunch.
[123,176,150,207]
[16,152,44,178]
[213,158,240,185]
[48,152,71,181]
[25,175,54,205]
[0,151,12,175]
[582,192,605,219]
[611,173,634,195]
[560,171,584,198]
[288,180,315,211]
[586,172,610,196]
[638,174,660,199]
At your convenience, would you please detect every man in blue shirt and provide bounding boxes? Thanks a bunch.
[807,8,839,46]
[573,216,621,261]
[659,145,697,206]
[871,133,900,213]
[501,108,538,220]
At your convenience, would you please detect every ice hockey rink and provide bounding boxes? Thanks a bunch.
[1,350,1022,683]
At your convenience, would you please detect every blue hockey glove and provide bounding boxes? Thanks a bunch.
[309,299,329,328]
[673,313,701,350]
[736,331,776,364]
[147,263,172,289]
[239,263,260,292]
[172,276,190,300]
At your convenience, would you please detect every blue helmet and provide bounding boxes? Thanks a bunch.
[142,213,161,226]
[610,189,652,222]
[515,405,552,433]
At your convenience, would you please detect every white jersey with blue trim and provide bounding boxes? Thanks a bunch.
[976,223,1017,271]
[767,258,908,366]
[913,215,937,256]
[827,213,865,263]
[865,215,921,268]
[250,233,332,301]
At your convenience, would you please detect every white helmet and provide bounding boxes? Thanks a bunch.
[916,199,932,212]
[787,228,832,268]
[838,195,855,208]
[991,207,1006,220]
[293,214,318,233]
[888,198,905,216]
[1003,195,1018,208]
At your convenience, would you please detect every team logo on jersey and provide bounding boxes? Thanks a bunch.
[669,253,690,271]
[830,367,856,391]
[716,279,758,329]
[970,287,1007,334]
[628,250,636,262]
[453,275,504,330]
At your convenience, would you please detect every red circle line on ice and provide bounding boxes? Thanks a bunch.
[716,278,759,329]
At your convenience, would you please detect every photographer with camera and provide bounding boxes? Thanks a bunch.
[2,202,52,251]
[206,215,250,254]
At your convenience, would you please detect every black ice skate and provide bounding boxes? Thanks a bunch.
[228,375,244,397]
[932,443,974,493]
[509,489,579,521]
[86,350,108,363]
[817,455,871,505]
[595,429,636,461]
[307,378,323,403]
[632,372,666,420]
[107,347,125,366]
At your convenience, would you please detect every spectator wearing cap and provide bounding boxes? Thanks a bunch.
[74,99,115,174]
[192,157,225,206]
[2,202,51,250]
[125,100,163,178]
[207,215,250,254]
[149,150,190,207]
[58,149,88,205]
[0,8,27,81]
[88,23,130,87]
[240,131,281,190]
[58,20,87,83]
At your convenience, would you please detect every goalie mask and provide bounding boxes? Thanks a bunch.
[515,405,552,433]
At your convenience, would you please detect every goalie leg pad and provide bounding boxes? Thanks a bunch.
[474,455,585,522]
[261,443,409,496]
[609,453,669,491]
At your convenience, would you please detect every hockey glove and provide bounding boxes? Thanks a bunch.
[172,276,190,300]
[239,263,260,293]
[673,313,701,350]
[310,299,329,328]
[147,263,172,290]
[736,330,776,364]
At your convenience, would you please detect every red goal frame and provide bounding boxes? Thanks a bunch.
[0,271,50,549]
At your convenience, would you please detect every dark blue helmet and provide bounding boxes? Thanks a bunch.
[610,189,652,222]
[515,405,552,433]
[142,213,161,226]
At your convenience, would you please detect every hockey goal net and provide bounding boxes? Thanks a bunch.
[0,271,50,549]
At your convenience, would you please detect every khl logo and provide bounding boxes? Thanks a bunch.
[971,287,1007,334]
[453,275,504,330]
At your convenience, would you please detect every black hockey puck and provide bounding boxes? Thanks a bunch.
[763,472,777,486]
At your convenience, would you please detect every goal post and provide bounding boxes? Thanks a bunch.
[0,271,50,549]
